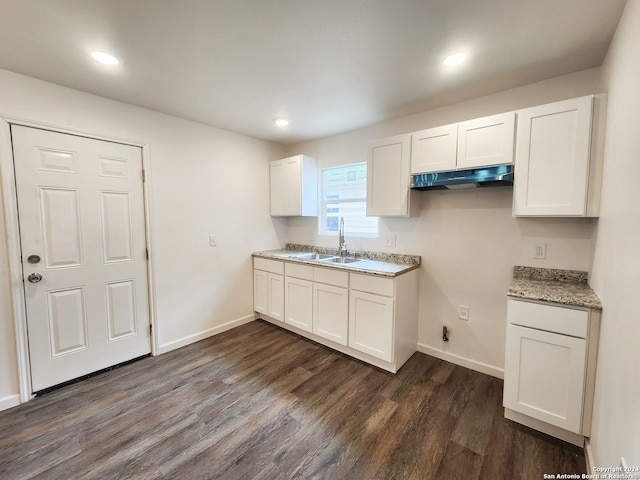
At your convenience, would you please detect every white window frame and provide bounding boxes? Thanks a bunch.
[319,162,378,238]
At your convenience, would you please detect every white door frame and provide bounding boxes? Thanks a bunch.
[0,116,158,403]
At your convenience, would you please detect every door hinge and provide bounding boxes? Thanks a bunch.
[145,248,149,260]
[149,324,153,335]
[142,169,146,182]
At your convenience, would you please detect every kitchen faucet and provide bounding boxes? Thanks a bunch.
[338,217,348,257]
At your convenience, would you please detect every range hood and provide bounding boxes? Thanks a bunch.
[411,165,514,190]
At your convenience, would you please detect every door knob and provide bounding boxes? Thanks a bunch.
[27,273,42,283]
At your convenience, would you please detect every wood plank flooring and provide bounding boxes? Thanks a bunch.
[0,320,586,479]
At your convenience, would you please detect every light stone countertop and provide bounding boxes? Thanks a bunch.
[507,266,602,310]
[252,243,420,278]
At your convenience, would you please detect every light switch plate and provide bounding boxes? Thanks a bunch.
[209,234,217,247]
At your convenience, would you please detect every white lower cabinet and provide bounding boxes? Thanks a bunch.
[253,258,284,323]
[253,257,418,373]
[284,263,314,333]
[503,298,600,446]
[348,273,395,362]
[313,268,349,346]
[349,290,394,362]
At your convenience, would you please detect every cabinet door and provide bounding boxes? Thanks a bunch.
[504,324,587,433]
[513,96,593,216]
[267,274,284,322]
[285,277,313,332]
[270,159,288,216]
[410,124,457,173]
[313,283,348,346]
[253,269,269,315]
[284,156,302,216]
[457,112,515,169]
[349,291,394,362]
[367,134,412,217]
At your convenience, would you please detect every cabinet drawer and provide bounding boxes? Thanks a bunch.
[253,257,284,275]
[285,262,314,280]
[507,298,589,338]
[350,273,394,297]
[313,267,349,288]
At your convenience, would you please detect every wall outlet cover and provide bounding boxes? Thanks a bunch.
[385,234,397,247]
[534,242,547,259]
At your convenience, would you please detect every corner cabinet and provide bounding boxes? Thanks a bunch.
[270,155,318,216]
[503,298,601,446]
[367,134,417,217]
[513,95,605,217]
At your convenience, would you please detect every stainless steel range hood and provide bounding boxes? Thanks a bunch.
[410,165,514,190]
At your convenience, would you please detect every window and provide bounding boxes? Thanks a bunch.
[320,162,378,237]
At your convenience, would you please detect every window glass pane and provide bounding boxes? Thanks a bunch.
[321,163,378,238]
[323,163,367,201]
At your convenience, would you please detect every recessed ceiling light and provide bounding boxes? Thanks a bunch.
[443,52,468,66]
[91,51,119,65]
[273,118,289,127]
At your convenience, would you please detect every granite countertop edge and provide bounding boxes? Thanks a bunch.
[253,244,420,278]
[508,266,602,310]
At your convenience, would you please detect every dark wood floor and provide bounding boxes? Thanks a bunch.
[0,320,586,479]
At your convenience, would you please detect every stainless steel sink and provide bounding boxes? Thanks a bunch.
[321,256,361,264]
[296,253,336,260]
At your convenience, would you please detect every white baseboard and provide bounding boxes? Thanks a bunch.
[0,394,21,412]
[584,438,595,473]
[417,342,504,379]
[158,314,256,354]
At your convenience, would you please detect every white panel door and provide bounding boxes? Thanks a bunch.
[457,112,515,169]
[348,291,394,362]
[313,283,348,346]
[367,134,411,216]
[269,159,287,215]
[285,277,313,332]
[503,324,587,433]
[513,95,593,216]
[12,125,151,392]
[410,124,457,173]
[267,274,284,322]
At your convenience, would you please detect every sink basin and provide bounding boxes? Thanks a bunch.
[296,253,336,260]
[321,256,361,264]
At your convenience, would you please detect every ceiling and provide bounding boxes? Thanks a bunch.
[0,0,627,145]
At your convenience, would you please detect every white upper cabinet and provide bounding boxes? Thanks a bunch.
[410,112,515,174]
[410,124,457,173]
[513,95,604,217]
[367,134,416,217]
[270,155,318,216]
[457,112,516,169]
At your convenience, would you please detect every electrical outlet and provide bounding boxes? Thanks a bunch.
[209,234,217,247]
[458,305,469,321]
[385,234,396,247]
[534,242,546,259]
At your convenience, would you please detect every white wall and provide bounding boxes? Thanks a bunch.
[0,69,286,408]
[286,68,602,376]
[590,0,640,469]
